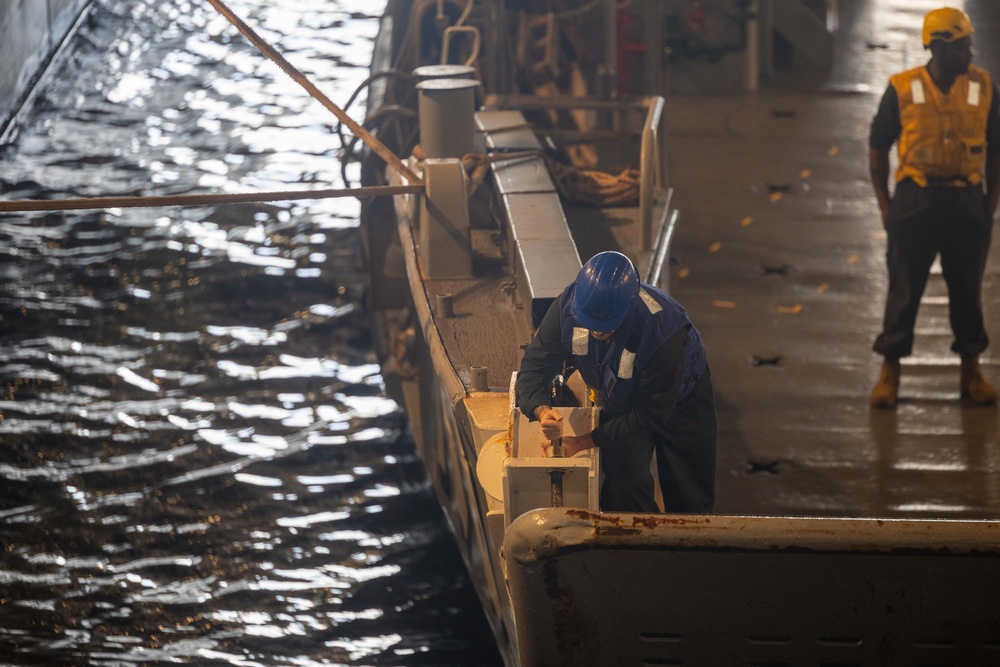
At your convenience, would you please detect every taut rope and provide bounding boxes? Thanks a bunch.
[205,0,421,185]
[0,184,425,213]
[0,2,424,215]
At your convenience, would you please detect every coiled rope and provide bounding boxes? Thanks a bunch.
[547,161,640,206]
[0,0,422,215]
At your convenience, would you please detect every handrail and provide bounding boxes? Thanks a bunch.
[484,94,648,111]
[442,25,481,67]
[484,94,669,252]
[645,188,676,291]
[639,95,666,251]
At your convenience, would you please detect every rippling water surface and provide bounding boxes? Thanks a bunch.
[0,1,501,664]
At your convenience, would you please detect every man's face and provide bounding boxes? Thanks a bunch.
[590,330,615,341]
[941,36,973,76]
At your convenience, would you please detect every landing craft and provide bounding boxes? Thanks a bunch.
[352,1,1000,664]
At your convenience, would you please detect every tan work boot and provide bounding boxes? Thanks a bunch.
[960,356,998,406]
[870,359,901,408]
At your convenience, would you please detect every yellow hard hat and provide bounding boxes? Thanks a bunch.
[923,7,974,47]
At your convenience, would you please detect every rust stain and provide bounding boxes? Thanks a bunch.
[541,560,596,657]
[565,509,715,533]
[596,526,642,537]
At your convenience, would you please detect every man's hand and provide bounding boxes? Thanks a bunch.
[541,432,595,457]
[561,432,595,457]
[877,198,891,227]
[535,406,563,440]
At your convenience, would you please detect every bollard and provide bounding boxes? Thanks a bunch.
[413,64,476,82]
[416,78,478,159]
[470,366,488,391]
[436,293,454,318]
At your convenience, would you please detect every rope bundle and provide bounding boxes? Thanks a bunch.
[547,161,640,207]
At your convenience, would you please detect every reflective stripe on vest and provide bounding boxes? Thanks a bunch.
[889,65,992,187]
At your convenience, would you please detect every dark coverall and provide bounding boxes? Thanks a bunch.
[516,296,717,514]
[870,77,1000,359]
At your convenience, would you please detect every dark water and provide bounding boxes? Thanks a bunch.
[0,1,502,665]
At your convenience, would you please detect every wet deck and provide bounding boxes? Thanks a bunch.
[667,0,1000,519]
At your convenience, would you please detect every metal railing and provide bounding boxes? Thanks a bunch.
[645,190,677,292]
[483,94,670,252]
[639,95,667,251]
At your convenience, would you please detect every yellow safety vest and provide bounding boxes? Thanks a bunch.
[890,64,992,186]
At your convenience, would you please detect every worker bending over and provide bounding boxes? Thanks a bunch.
[516,251,717,514]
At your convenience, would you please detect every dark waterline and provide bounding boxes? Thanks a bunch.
[0,1,502,665]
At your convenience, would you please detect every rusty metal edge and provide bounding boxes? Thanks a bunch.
[505,507,1000,567]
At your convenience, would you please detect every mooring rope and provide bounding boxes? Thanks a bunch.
[0,184,425,213]
[205,0,421,186]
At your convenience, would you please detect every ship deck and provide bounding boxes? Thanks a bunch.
[666,0,1000,519]
[406,0,1000,522]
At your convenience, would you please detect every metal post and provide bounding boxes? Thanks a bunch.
[470,366,489,391]
[413,64,476,82]
[416,78,478,159]
[550,437,564,507]
[746,0,760,93]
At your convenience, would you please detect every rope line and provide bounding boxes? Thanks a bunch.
[204,0,422,186]
[0,184,425,213]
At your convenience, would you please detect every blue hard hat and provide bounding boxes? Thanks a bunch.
[571,251,639,332]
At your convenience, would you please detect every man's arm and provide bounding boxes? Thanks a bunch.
[869,84,900,227]
[515,297,567,422]
[870,148,893,226]
[986,152,1000,217]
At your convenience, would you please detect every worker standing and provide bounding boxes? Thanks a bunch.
[515,251,717,514]
[869,7,1000,408]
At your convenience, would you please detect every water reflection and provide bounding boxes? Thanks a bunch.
[0,0,500,664]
